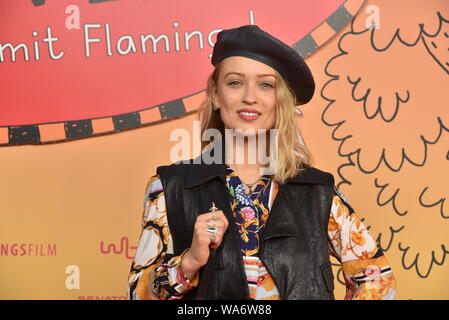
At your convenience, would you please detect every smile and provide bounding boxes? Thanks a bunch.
[237,109,261,122]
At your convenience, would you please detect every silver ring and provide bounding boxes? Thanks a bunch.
[205,226,219,234]
[209,202,218,220]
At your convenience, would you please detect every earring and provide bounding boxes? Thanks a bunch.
[294,107,302,115]
[212,103,219,111]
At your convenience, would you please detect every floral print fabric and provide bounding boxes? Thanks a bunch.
[225,167,277,298]
[127,169,396,300]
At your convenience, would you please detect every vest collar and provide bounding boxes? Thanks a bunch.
[184,140,333,188]
[185,161,228,189]
[184,157,331,188]
[184,140,227,189]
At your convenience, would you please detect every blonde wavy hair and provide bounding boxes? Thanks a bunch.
[198,61,313,184]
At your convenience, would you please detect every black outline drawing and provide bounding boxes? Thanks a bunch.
[321,8,449,279]
[374,178,408,217]
[419,186,448,219]
[399,242,448,279]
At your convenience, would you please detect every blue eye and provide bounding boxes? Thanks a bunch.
[260,82,274,88]
[228,80,241,86]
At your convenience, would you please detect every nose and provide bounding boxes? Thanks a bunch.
[242,83,257,105]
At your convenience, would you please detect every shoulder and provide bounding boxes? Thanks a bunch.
[304,166,335,183]
[299,166,355,213]
[155,161,198,191]
[290,167,357,211]
[157,159,227,189]
[143,174,164,206]
[145,174,162,189]
[156,160,194,175]
[155,161,196,184]
[288,165,335,185]
[331,186,355,214]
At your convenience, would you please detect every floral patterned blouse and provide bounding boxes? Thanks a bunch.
[127,167,396,300]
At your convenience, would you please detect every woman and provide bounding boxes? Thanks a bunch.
[127,25,396,300]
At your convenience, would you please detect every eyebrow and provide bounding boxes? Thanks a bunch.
[224,72,276,78]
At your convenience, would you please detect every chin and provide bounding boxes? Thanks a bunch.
[225,126,272,136]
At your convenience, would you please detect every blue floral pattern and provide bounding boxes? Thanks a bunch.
[225,167,272,256]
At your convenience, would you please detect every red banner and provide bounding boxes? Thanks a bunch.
[0,0,363,145]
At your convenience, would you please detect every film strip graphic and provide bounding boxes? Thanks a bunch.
[0,0,365,146]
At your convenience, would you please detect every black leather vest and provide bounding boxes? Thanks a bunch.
[157,160,336,300]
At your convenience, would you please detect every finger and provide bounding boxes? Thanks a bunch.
[195,210,228,237]
[209,226,226,242]
[209,232,225,249]
[194,222,215,240]
[213,212,228,229]
[209,234,219,249]
[196,213,211,222]
[208,208,218,221]
[205,219,216,228]
[208,233,218,246]
[205,217,226,227]
[196,209,222,222]
[199,221,221,236]
[212,210,225,219]
[212,219,226,230]
[207,211,225,227]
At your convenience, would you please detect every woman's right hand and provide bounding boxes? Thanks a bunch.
[180,208,229,281]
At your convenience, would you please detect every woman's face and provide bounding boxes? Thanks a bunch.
[213,56,277,133]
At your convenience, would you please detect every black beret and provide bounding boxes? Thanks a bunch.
[211,25,315,105]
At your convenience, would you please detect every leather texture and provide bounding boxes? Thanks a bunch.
[157,158,336,300]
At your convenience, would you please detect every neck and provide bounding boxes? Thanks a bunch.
[224,133,271,167]
[225,136,271,188]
